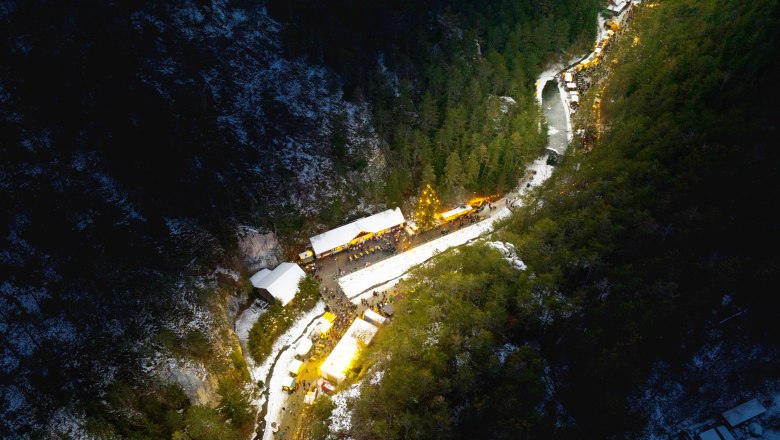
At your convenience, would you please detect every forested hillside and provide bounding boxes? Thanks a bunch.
[1,0,601,437]
[321,0,780,438]
[269,0,600,206]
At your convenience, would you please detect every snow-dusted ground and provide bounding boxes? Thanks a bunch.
[349,276,408,304]
[485,241,527,270]
[556,79,574,143]
[328,369,384,435]
[245,301,326,440]
[328,382,363,434]
[235,301,268,345]
[536,65,563,104]
[338,208,511,298]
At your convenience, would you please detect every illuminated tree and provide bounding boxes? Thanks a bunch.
[413,184,441,229]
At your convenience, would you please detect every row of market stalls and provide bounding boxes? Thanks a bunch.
[286,310,387,389]
[301,196,501,263]
[308,207,407,258]
[561,1,637,114]
[320,317,379,384]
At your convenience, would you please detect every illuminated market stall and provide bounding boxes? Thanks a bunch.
[320,318,378,384]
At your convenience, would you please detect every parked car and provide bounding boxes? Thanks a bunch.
[321,381,336,394]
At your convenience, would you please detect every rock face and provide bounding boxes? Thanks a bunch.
[159,358,219,407]
[238,227,282,273]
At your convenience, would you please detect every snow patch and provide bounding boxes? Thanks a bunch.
[235,300,269,345]
[338,208,511,297]
[485,241,527,271]
[252,302,326,440]
[495,343,518,365]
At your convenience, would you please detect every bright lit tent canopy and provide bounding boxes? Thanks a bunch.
[295,338,313,357]
[288,359,303,376]
[320,318,378,384]
[252,263,305,306]
[310,208,406,257]
[440,205,473,222]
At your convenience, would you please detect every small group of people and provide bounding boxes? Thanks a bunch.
[348,245,382,260]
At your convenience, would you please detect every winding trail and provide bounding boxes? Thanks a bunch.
[247,301,326,440]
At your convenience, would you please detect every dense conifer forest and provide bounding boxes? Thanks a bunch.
[2,0,779,438]
[309,0,780,438]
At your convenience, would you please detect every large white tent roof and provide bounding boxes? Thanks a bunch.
[363,309,386,325]
[722,398,766,427]
[310,208,405,256]
[249,268,272,287]
[254,263,305,306]
[320,318,378,383]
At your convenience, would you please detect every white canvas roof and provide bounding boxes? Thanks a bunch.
[716,426,736,440]
[320,318,378,383]
[563,72,573,82]
[698,429,720,440]
[571,95,580,103]
[249,269,272,288]
[254,263,305,306]
[363,308,387,325]
[288,359,303,375]
[722,398,766,427]
[310,208,406,256]
[441,205,472,220]
[566,82,577,89]
[295,338,313,357]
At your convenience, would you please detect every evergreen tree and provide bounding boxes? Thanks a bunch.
[444,151,464,189]
[413,184,441,229]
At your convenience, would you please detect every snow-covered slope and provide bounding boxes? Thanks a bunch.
[0,1,387,435]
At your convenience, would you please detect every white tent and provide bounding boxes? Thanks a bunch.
[722,398,766,427]
[253,263,306,306]
[571,95,580,103]
[288,359,303,376]
[363,309,386,326]
[440,205,473,221]
[316,318,333,336]
[295,338,313,357]
[563,72,573,83]
[320,318,378,384]
[249,269,271,288]
[566,82,577,89]
[310,208,406,257]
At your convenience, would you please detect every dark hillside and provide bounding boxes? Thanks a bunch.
[332,1,780,438]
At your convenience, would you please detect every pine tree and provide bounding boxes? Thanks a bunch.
[444,151,463,189]
[413,184,441,230]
